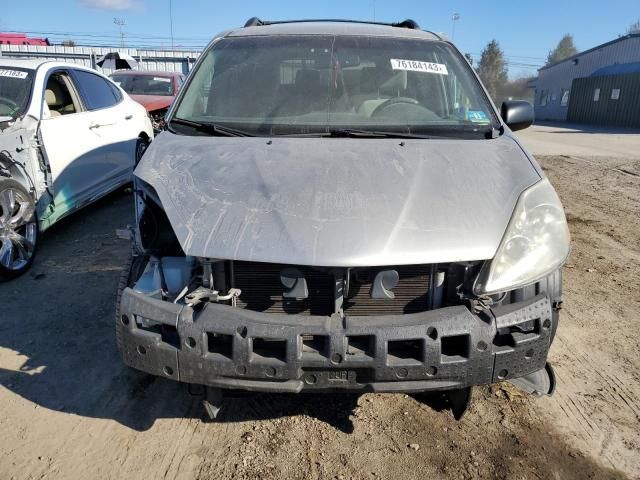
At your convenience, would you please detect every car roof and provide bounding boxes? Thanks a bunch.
[0,58,51,70]
[226,21,442,41]
[111,70,182,77]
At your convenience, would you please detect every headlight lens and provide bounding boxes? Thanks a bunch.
[474,178,570,295]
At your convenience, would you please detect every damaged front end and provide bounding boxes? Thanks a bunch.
[0,115,50,204]
[0,114,51,277]
[117,179,561,414]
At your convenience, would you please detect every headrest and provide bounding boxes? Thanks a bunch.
[45,88,58,106]
[45,81,65,106]
[380,70,408,94]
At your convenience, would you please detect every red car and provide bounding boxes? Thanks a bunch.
[110,70,185,130]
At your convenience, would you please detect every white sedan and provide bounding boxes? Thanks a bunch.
[0,59,153,279]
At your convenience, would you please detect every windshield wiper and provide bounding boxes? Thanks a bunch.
[169,117,254,137]
[274,128,446,139]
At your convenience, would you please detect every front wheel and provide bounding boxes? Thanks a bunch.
[0,178,38,280]
[134,136,150,167]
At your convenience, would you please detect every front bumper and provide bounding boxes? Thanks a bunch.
[117,288,556,393]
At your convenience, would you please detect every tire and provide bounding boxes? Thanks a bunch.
[0,178,39,280]
[134,136,150,167]
[115,253,148,352]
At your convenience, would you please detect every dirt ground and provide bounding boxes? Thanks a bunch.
[1,126,639,480]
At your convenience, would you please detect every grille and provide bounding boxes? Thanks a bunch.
[344,265,432,316]
[233,262,335,315]
[232,262,434,316]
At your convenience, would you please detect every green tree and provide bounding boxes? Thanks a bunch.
[464,53,473,66]
[476,40,508,101]
[627,19,640,34]
[546,34,578,65]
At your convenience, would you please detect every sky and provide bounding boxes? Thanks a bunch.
[1,0,639,78]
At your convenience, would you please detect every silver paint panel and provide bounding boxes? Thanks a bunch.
[135,133,541,266]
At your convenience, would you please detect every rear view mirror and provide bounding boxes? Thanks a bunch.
[501,100,534,131]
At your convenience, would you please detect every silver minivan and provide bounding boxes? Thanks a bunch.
[116,19,570,419]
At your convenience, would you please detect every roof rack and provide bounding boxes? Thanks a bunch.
[243,18,421,30]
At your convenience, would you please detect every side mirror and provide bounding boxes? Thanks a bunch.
[501,100,534,131]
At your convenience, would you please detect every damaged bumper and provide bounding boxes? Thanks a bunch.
[117,288,556,393]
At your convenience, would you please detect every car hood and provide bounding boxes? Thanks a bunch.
[129,94,173,112]
[135,133,540,266]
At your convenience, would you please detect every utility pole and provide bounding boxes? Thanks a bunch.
[451,12,460,41]
[114,17,126,48]
[169,0,174,50]
[372,0,376,21]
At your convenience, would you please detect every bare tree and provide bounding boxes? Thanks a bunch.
[627,19,640,34]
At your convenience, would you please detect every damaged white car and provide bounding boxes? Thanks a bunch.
[117,19,570,419]
[0,59,153,278]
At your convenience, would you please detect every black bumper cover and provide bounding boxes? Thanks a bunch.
[117,288,556,393]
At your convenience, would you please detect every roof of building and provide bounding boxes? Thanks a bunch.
[591,61,640,76]
[226,20,442,41]
[539,33,640,72]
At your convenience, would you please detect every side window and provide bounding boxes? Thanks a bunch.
[72,70,119,110]
[108,81,123,102]
[44,72,81,117]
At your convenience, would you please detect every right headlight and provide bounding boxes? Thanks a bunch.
[474,178,570,295]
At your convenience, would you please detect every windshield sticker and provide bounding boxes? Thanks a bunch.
[0,69,28,79]
[390,59,448,75]
[467,110,489,123]
[153,77,171,82]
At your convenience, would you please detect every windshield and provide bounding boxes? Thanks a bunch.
[0,67,34,119]
[111,74,174,96]
[173,35,498,138]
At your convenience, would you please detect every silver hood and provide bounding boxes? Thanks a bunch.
[135,133,540,267]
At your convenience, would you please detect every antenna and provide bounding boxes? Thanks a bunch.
[113,17,126,48]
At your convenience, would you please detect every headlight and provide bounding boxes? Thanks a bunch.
[474,178,570,295]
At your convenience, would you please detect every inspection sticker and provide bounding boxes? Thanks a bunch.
[0,69,28,79]
[390,59,448,75]
[467,110,489,123]
[153,77,171,82]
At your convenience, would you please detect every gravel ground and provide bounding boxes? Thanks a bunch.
[1,130,639,479]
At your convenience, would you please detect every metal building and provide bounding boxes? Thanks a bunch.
[533,34,640,124]
[0,43,201,76]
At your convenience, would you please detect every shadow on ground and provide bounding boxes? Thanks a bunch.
[0,189,459,433]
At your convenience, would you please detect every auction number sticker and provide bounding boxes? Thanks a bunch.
[0,69,28,79]
[390,59,448,75]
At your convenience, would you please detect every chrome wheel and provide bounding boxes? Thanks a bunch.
[0,184,37,272]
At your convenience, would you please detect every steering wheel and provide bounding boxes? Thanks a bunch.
[371,97,420,117]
